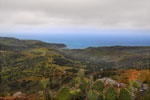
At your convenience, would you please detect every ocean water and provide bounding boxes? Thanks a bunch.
[0,32,150,49]
[46,33,150,48]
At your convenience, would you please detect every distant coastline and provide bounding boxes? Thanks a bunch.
[0,36,150,49]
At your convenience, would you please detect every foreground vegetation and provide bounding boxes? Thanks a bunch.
[39,69,150,100]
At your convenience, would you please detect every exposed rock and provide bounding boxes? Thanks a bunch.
[137,80,143,88]
[13,92,22,97]
[120,83,127,88]
[138,87,145,93]
[143,84,149,90]
[101,78,117,85]
[130,86,136,96]
[38,91,43,96]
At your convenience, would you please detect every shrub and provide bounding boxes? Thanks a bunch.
[0,91,9,97]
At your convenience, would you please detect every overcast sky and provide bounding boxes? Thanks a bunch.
[0,0,150,34]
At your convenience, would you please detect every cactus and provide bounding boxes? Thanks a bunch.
[89,76,94,88]
[132,81,138,88]
[70,89,81,99]
[119,88,134,100]
[80,79,88,93]
[129,80,138,88]
[74,77,80,88]
[129,80,138,95]
[92,79,104,92]
[41,79,49,89]
[78,69,85,80]
[105,86,117,100]
[87,90,99,100]
[41,79,51,100]
[57,87,71,100]
[78,69,88,93]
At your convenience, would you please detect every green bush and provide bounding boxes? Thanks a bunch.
[119,88,133,100]
[92,79,104,92]
[0,91,9,97]
[105,87,117,100]
[57,87,71,100]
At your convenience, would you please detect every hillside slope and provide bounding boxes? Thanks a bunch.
[62,46,150,70]
[0,37,66,51]
[0,47,81,93]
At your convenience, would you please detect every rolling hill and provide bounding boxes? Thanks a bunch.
[62,46,150,70]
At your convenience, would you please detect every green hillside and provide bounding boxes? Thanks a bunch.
[0,37,66,51]
[62,46,150,70]
[0,47,81,93]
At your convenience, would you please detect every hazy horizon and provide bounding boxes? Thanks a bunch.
[0,30,150,48]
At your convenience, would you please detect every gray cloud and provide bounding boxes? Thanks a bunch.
[0,0,150,32]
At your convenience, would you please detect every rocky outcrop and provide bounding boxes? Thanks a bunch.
[13,92,23,97]
[101,78,117,85]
